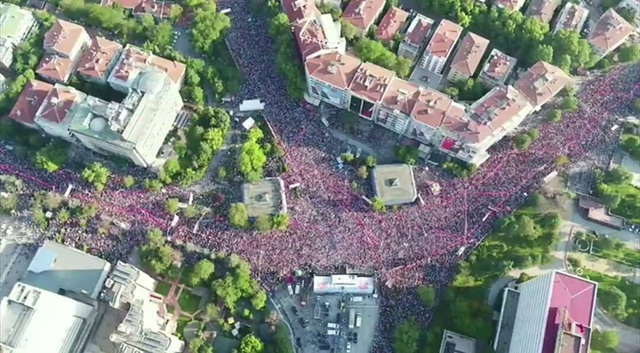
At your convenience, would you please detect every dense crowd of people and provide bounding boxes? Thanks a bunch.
[0,0,639,348]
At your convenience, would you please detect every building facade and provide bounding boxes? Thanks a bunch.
[446,32,490,82]
[553,2,589,34]
[397,14,434,63]
[419,19,462,75]
[587,9,634,59]
[0,3,38,69]
[478,49,517,87]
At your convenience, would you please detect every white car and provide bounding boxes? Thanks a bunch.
[346,343,351,353]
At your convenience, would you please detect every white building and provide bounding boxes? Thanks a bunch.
[419,20,462,75]
[397,14,434,63]
[0,3,38,69]
[313,274,375,295]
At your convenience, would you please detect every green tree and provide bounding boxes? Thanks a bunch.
[251,290,267,310]
[254,214,272,231]
[604,167,632,185]
[169,4,183,24]
[203,303,220,321]
[189,259,215,287]
[416,285,435,308]
[239,334,264,353]
[123,175,135,188]
[190,2,231,54]
[371,197,385,213]
[143,178,163,192]
[618,44,640,63]
[0,194,18,214]
[81,203,98,218]
[229,203,249,229]
[514,134,532,150]
[184,205,198,218]
[34,142,68,173]
[393,318,420,353]
[547,109,562,122]
[55,208,70,224]
[599,286,627,319]
[591,330,619,352]
[555,155,569,166]
[165,198,180,215]
[140,228,174,274]
[561,96,579,112]
[365,155,377,167]
[81,162,111,191]
[272,213,290,231]
[340,20,358,41]
[357,165,369,179]
[531,43,554,63]
[189,337,204,352]
[621,135,639,160]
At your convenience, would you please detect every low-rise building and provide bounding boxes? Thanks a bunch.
[492,0,526,11]
[514,60,570,110]
[281,0,320,24]
[107,44,185,92]
[446,32,490,82]
[439,330,476,353]
[397,14,434,63]
[578,195,626,229]
[371,164,417,205]
[348,62,395,119]
[478,49,517,88]
[292,14,346,62]
[0,3,38,69]
[493,270,597,353]
[374,6,409,43]
[587,9,634,59]
[100,0,175,19]
[33,84,86,143]
[242,177,287,217]
[305,52,362,109]
[313,274,375,294]
[376,77,421,134]
[76,37,123,84]
[525,0,562,25]
[342,0,386,35]
[419,19,463,75]
[36,19,91,83]
[8,79,53,128]
[553,2,589,34]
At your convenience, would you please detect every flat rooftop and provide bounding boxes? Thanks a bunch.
[371,164,417,205]
[439,330,476,353]
[494,288,520,353]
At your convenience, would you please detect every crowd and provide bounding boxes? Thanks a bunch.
[0,0,639,348]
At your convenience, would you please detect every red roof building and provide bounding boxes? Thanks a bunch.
[8,80,53,128]
[342,0,386,35]
[587,9,634,59]
[478,48,518,87]
[525,0,562,24]
[493,0,526,11]
[76,37,123,83]
[418,19,462,74]
[397,14,434,63]
[514,61,570,109]
[374,7,409,43]
[447,32,489,82]
[281,0,320,24]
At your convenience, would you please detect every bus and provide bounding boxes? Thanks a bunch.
[349,309,356,329]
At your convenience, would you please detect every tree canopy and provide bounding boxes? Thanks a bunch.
[392,318,420,353]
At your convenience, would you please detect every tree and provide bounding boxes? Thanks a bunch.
[618,44,640,63]
[165,198,180,215]
[604,167,632,185]
[56,208,70,224]
[514,134,532,150]
[264,324,293,353]
[547,109,562,122]
[237,128,267,182]
[554,155,569,166]
[239,334,264,353]
[190,3,231,54]
[254,214,272,231]
[251,290,267,310]
[34,142,68,173]
[357,165,369,179]
[81,203,98,218]
[169,4,183,24]
[81,162,111,191]
[229,203,249,229]
[354,38,407,76]
[442,86,459,100]
[189,337,204,352]
[561,96,579,112]
[202,303,220,321]
[416,285,435,308]
[621,135,640,160]
[591,330,619,352]
[392,318,420,353]
[144,178,163,192]
[599,286,627,319]
[272,213,290,231]
[601,193,621,209]
[365,155,377,168]
[531,44,554,63]
[189,259,215,287]
[184,205,198,218]
[0,194,18,214]
[340,20,358,41]
[634,98,640,114]
[123,175,135,188]
[371,197,385,213]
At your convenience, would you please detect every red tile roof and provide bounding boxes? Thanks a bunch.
[349,62,395,103]
[555,3,589,32]
[37,86,80,123]
[43,19,87,58]
[481,49,517,83]
[111,45,185,85]
[8,80,53,126]
[374,7,409,42]
[514,61,570,107]
[343,0,386,31]
[293,19,326,62]
[588,9,634,54]
[76,37,123,81]
[541,272,596,353]
[380,77,421,116]
[425,20,462,59]
[448,32,489,78]
[493,0,525,11]
[403,15,433,47]
[526,0,562,24]
[133,0,174,18]
[282,0,320,24]
[36,54,74,83]
[148,55,186,84]
[101,0,141,10]
[410,88,456,128]
[306,52,362,90]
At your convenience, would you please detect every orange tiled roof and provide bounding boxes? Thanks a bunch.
[375,7,409,42]
[76,37,123,81]
[8,80,53,125]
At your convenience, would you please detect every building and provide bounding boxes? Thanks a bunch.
[76,37,123,83]
[313,274,374,294]
[292,14,346,62]
[36,19,91,83]
[348,62,395,119]
[374,6,409,43]
[525,0,562,25]
[493,270,597,353]
[108,44,185,92]
[578,195,626,229]
[342,0,386,35]
[419,19,463,75]
[478,49,517,87]
[553,2,589,34]
[371,164,417,205]
[0,3,38,69]
[439,330,477,353]
[281,0,320,24]
[397,14,434,63]
[71,70,183,168]
[22,240,112,301]
[241,177,287,217]
[0,282,96,353]
[100,0,175,19]
[587,9,634,59]
[514,61,570,110]
[99,261,184,353]
[305,52,362,109]
[446,32,490,82]
[8,79,53,129]
[376,77,422,134]
[492,0,526,11]
[33,84,87,143]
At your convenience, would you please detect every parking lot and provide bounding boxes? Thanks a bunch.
[273,278,379,353]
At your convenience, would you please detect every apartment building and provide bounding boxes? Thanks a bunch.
[348,62,395,119]
[292,14,346,62]
[494,271,597,353]
[478,49,517,87]
[36,19,91,83]
[525,0,562,25]
[342,0,386,35]
[446,32,490,82]
[305,52,362,109]
[397,14,434,63]
[492,0,526,11]
[282,0,320,24]
[100,0,175,19]
[374,6,409,43]
[419,19,463,75]
[0,3,38,69]
[514,60,571,110]
[33,84,86,143]
[8,79,53,129]
[108,44,186,92]
[376,77,422,134]
[76,36,123,83]
[553,2,589,33]
[587,9,634,59]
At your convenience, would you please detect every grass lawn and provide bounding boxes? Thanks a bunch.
[178,289,202,314]
[155,281,171,297]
